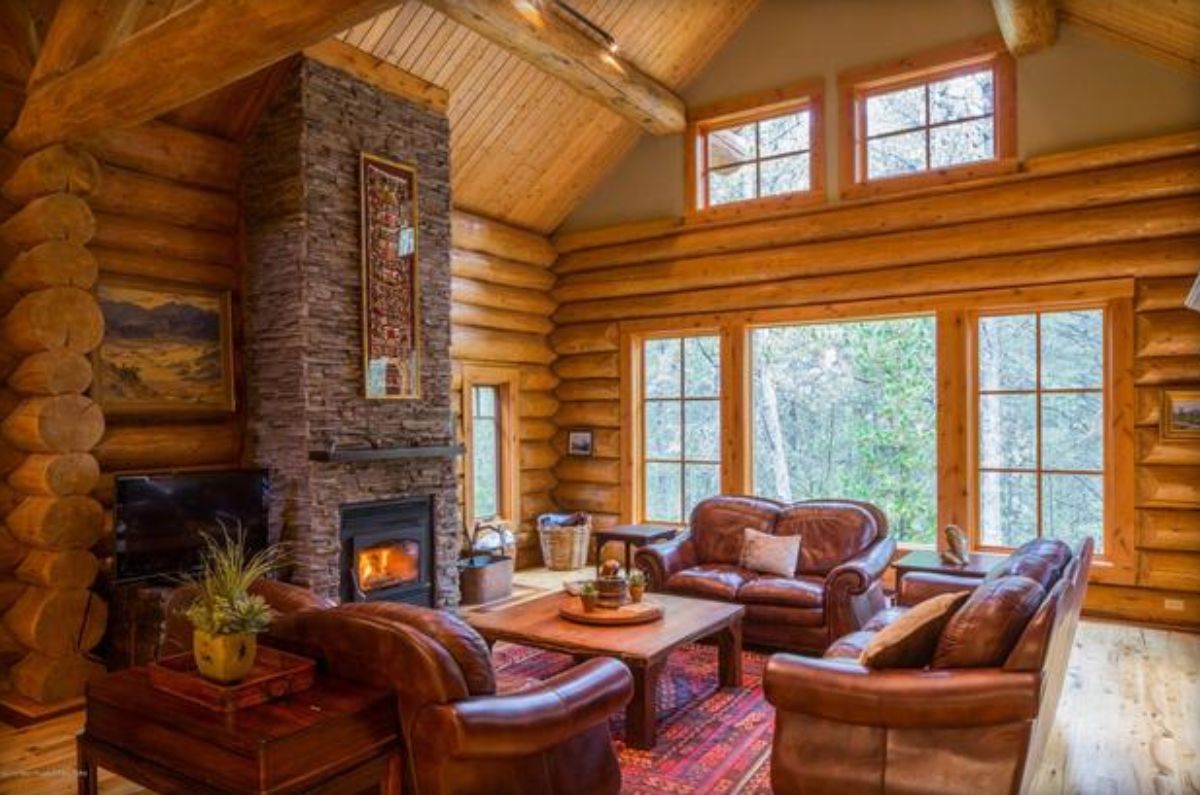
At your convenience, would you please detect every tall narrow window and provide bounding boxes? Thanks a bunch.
[641,335,721,523]
[750,317,937,544]
[975,309,1105,552]
[470,385,501,521]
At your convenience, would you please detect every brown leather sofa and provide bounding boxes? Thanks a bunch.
[634,495,895,653]
[764,537,1094,795]
[165,581,633,795]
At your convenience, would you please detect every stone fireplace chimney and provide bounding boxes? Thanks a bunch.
[242,56,459,606]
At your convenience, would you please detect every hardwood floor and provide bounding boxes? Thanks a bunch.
[0,616,1194,794]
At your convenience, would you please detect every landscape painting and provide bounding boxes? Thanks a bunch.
[1163,389,1200,440]
[94,279,234,415]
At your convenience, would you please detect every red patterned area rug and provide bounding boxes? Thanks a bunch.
[493,643,774,794]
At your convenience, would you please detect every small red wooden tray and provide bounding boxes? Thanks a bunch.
[148,647,316,713]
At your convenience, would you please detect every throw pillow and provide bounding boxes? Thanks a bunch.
[932,575,1046,668]
[740,527,800,577]
[859,591,970,669]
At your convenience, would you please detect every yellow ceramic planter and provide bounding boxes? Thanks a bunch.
[193,630,257,683]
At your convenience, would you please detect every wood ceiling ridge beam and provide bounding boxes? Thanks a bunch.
[5,0,402,154]
[420,0,685,135]
[991,0,1058,56]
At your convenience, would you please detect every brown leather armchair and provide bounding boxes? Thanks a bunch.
[634,495,895,654]
[764,537,1093,795]
[268,601,633,795]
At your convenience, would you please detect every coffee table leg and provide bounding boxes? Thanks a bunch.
[77,735,97,795]
[625,659,662,750]
[716,618,744,688]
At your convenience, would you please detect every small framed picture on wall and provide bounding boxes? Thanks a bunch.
[567,429,594,457]
[1161,389,1200,440]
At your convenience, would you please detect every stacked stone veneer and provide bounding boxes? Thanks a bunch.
[244,57,458,606]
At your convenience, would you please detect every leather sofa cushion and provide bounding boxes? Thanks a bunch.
[775,501,880,575]
[738,576,824,609]
[341,602,497,695]
[860,591,970,669]
[986,538,1071,589]
[667,564,758,600]
[932,576,1046,669]
[690,496,781,565]
[824,630,875,660]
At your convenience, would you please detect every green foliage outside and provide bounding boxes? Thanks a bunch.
[751,317,938,544]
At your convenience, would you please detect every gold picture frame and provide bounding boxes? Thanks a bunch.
[93,276,236,416]
[361,152,422,400]
[1161,389,1200,440]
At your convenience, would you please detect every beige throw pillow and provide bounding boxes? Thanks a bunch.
[860,590,970,669]
[740,527,800,578]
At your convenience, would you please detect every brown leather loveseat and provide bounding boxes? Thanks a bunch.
[635,495,895,653]
[764,537,1093,795]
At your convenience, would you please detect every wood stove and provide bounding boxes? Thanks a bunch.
[339,496,434,605]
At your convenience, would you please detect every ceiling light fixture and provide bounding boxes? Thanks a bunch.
[512,0,544,26]
[553,0,621,58]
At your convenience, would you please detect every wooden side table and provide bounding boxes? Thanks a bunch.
[892,549,1007,587]
[592,523,678,575]
[77,665,401,794]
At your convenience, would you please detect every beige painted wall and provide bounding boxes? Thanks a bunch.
[558,0,1200,233]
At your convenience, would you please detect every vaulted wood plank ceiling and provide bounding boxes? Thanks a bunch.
[338,0,760,233]
[1059,0,1200,75]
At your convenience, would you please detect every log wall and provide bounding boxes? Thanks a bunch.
[551,136,1200,629]
[84,121,244,508]
[449,210,559,566]
[0,144,109,705]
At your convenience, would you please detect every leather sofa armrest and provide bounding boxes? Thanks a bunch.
[763,654,1040,730]
[897,572,982,607]
[823,536,896,637]
[633,534,697,591]
[412,658,633,758]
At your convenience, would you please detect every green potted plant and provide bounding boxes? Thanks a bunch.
[628,570,646,603]
[182,529,286,684]
[578,581,599,613]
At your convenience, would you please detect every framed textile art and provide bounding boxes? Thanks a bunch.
[361,153,421,399]
[93,277,235,415]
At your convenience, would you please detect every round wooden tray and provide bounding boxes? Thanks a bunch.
[559,599,664,626]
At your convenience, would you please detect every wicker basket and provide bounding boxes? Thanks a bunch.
[537,512,592,571]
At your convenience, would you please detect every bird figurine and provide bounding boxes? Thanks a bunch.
[941,525,970,565]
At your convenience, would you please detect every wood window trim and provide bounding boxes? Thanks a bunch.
[837,35,1017,200]
[461,364,521,532]
[619,325,734,524]
[957,296,1136,585]
[685,77,826,224]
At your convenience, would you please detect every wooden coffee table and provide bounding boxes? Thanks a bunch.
[77,665,400,794]
[465,592,744,749]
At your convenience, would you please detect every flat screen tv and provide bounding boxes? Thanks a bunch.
[114,469,270,583]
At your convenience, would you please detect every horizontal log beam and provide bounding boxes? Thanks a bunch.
[555,238,1200,324]
[7,0,401,152]
[86,121,240,191]
[451,210,556,267]
[556,196,1200,303]
[423,0,684,135]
